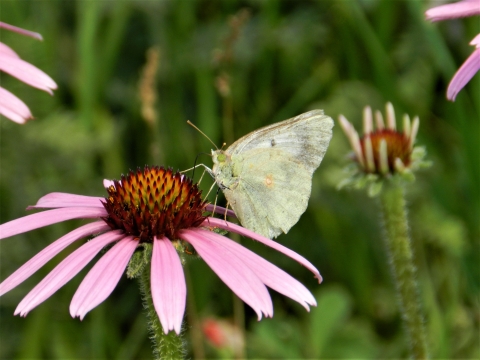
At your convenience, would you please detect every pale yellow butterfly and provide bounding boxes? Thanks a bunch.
[204,110,333,239]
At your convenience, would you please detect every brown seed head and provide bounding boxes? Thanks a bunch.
[360,129,411,174]
[102,166,207,241]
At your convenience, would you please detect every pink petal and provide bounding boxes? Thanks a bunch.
[447,48,480,100]
[70,236,137,320]
[151,236,187,335]
[0,53,57,94]
[0,207,107,240]
[27,192,105,209]
[103,179,115,188]
[0,86,32,123]
[205,204,237,219]
[199,229,317,311]
[204,218,323,283]
[426,0,480,22]
[0,22,43,40]
[471,33,480,47]
[15,230,125,316]
[181,229,273,320]
[0,43,20,59]
[0,221,109,297]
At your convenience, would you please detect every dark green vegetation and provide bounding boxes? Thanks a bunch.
[0,1,478,359]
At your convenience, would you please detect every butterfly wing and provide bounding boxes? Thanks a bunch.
[214,109,333,238]
[223,148,313,238]
[226,110,333,173]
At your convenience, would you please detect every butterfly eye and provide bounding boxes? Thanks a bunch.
[217,153,227,163]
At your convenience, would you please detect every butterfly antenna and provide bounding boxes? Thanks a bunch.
[187,120,218,150]
[191,152,210,179]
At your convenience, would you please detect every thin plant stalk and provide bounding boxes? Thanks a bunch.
[138,261,185,360]
[185,266,206,360]
[379,181,429,359]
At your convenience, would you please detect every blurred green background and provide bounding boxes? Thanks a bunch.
[0,0,478,359]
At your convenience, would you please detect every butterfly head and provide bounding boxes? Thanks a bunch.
[211,149,229,167]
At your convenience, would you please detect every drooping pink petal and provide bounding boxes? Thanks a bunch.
[205,218,323,283]
[0,54,57,94]
[70,236,137,320]
[0,86,32,123]
[0,22,43,40]
[0,221,109,297]
[0,207,107,240]
[447,47,480,100]
[151,236,187,335]
[426,0,480,22]
[0,43,20,58]
[14,230,125,317]
[181,229,273,320]
[199,229,317,311]
[27,192,105,209]
[205,204,237,219]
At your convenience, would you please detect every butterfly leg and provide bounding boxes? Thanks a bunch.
[180,163,213,181]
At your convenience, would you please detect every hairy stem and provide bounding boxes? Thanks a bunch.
[138,261,185,360]
[379,182,429,359]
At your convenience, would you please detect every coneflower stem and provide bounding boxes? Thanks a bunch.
[138,261,185,360]
[379,182,429,359]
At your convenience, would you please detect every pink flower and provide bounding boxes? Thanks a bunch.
[0,166,320,335]
[425,0,480,101]
[0,22,57,123]
[202,317,244,352]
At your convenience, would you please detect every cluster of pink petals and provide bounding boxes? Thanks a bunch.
[0,191,321,335]
[0,22,57,123]
[425,0,480,101]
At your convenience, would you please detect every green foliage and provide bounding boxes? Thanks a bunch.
[0,0,478,359]
[308,286,352,358]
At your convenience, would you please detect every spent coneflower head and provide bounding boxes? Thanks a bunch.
[0,166,320,336]
[338,103,430,195]
[0,21,57,124]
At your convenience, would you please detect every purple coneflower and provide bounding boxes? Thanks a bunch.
[425,0,480,101]
[0,22,57,123]
[0,166,320,335]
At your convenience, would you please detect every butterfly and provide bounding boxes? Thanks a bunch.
[206,110,333,239]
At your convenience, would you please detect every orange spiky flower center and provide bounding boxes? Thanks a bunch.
[360,129,411,173]
[102,166,207,241]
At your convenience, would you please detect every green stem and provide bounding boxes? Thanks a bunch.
[379,182,429,359]
[76,0,100,131]
[138,261,185,360]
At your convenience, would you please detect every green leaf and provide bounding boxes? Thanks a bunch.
[309,285,352,358]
